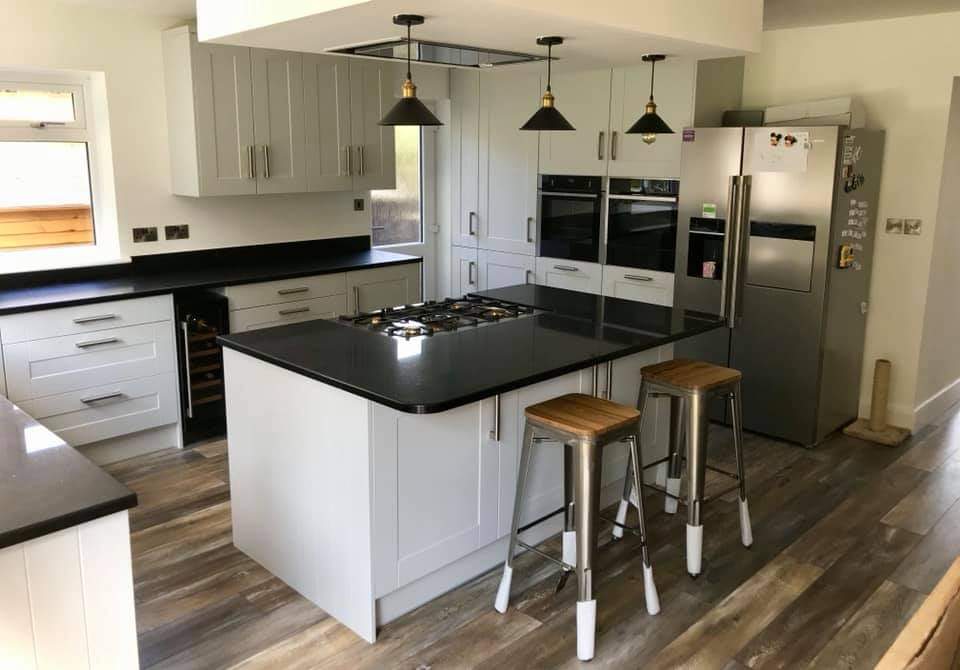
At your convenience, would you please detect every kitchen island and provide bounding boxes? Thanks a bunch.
[218,285,723,642]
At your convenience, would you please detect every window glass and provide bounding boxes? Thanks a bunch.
[0,88,76,124]
[0,141,94,249]
[371,126,421,246]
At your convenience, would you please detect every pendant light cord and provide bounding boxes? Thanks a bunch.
[649,59,656,101]
[406,23,412,81]
[546,43,552,92]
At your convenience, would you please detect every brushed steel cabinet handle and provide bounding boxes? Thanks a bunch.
[277,286,309,295]
[345,146,353,176]
[611,131,618,161]
[246,145,256,179]
[358,145,365,176]
[261,145,271,179]
[468,261,477,285]
[468,211,477,236]
[278,306,310,316]
[554,264,578,272]
[526,217,535,243]
[80,391,125,405]
[490,394,501,441]
[73,313,117,325]
[598,131,605,160]
[624,274,654,282]
[353,286,360,314]
[525,269,534,285]
[75,336,119,348]
[180,321,193,419]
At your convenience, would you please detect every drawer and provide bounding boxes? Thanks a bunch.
[229,294,347,332]
[225,274,346,311]
[535,257,603,295]
[17,373,179,447]
[0,295,173,344]
[601,265,674,306]
[3,321,176,401]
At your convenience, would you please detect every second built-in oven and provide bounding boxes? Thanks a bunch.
[537,174,604,262]
[606,178,679,272]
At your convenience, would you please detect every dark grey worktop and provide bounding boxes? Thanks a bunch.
[218,284,725,414]
[0,395,136,549]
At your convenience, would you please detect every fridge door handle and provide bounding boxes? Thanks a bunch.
[721,175,752,329]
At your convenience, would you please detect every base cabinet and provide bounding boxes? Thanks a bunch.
[346,263,422,314]
[535,257,603,295]
[477,249,535,291]
[601,265,675,306]
[452,245,479,296]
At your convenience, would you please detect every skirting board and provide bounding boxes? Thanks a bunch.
[914,376,960,431]
[80,422,182,466]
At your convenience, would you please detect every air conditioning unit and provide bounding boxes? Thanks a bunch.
[764,96,865,128]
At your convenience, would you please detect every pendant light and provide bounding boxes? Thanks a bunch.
[379,14,443,127]
[626,54,674,144]
[520,36,574,131]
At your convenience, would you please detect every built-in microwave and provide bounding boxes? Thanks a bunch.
[537,174,604,263]
[606,178,679,272]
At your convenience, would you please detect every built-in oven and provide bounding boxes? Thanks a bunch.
[606,177,679,272]
[537,174,604,263]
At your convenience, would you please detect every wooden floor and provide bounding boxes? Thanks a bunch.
[106,402,960,669]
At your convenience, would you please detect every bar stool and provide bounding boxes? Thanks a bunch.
[612,359,753,578]
[494,393,660,662]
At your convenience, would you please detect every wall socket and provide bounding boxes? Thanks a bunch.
[354,198,365,212]
[132,226,158,243]
[165,224,190,240]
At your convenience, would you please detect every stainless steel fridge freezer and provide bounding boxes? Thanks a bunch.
[673,126,885,446]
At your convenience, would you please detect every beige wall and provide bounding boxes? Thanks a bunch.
[743,12,960,428]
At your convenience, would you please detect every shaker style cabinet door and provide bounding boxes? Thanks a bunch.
[537,68,613,176]
[302,53,354,192]
[450,69,481,248]
[345,263,422,314]
[451,246,479,297]
[477,249,535,291]
[349,59,397,191]
[251,49,307,194]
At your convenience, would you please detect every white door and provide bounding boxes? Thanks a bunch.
[538,68,613,176]
[451,245,479,296]
[350,59,397,191]
[251,49,307,194]
[303,53,353,192]
[450,69,481,248]
[608,59,696,179]
[192,42,257,196]
[479,70,539,256]
[477,249,535,291]
[346,264,422,313]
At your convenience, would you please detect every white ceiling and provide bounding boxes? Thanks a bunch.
[763,0,960,30]
[56,0,195,19]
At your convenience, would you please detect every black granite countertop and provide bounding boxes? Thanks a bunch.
[0,396,136,549]
[218,284,725,414]
[0,238,420,316]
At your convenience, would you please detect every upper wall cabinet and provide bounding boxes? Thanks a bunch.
[537,69,613,176]
[162,26,395,196]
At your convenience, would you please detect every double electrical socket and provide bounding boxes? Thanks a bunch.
[885,218,922,236]
[132,224,190,243]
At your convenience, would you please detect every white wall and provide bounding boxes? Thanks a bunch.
[1,0,373,259]
[743,12,960,429]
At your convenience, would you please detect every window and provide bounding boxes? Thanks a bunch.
[371,126,421,247]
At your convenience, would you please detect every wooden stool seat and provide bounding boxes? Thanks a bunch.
[525,393,640,440]
[640,358,741,392]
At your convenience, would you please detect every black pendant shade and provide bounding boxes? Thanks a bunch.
[379,15,443,127]
[520,36,574,131]
[626,54,674,143]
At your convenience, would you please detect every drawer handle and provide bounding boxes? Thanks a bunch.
[80,391,125,404]
[73,314,117,324]
[554,265,579,272]
[279,306,310,316]
[277,286,310,295]
[76,336,120,349]
[624,274,655,282]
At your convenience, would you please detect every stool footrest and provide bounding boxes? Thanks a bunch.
[644,482,742,507]
[517,506,566,535]
[517,540,574,572]
[599,514,642,537]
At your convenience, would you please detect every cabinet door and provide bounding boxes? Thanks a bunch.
[608,59,696,179]
[451,245,479,296]
[450,70,480,248]
[251,49,307,194]
[535,257,603,295]
[477,249,535,291]
[479,70,539,256]
[538,69,613,176]
[601,265,675,306]
[346,263,422,313]
[303,54,353,192]
[192,42,257,196]
[350,59,397,191]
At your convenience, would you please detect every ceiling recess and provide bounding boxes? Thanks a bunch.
[331,38,547,68]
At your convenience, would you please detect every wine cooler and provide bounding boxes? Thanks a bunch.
[174,290,230,445]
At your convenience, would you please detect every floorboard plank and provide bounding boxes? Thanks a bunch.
[889,497,960,594]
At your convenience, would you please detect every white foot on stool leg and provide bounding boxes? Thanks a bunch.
[739,498,754,547]
[643,564,661,615]
[686,524,703,576]
[576,600,597,661]
[612,500,629,539]
[664,478,681,514]
[494,564,513,613]
[562,531,577,566]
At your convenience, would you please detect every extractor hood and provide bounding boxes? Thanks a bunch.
[330,38,546,68]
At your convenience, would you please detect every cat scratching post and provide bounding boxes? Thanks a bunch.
[843,359,911,446]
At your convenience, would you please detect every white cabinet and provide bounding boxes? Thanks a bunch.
[450,70,481,248]
[538,69,613,176]
[478,249,535,291]
[601,265,675,306]
[230,295,347,332]
[252,49,307,194]
[535,257,603,295]
[346,263,422,313]
[451,245,479,296]
[349,59,397,191]
[224,274,346,311]
[302,54,353,192]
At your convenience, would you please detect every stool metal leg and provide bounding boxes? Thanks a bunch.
[626,430,661,616]
[664,395,685,514]
[495,422,535,613]
[730,383,753,548]
[574,438,602,661]
[613,381,650,540]
[685,391,709,577]
[562,442,577,566]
